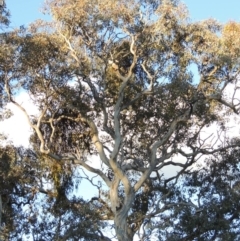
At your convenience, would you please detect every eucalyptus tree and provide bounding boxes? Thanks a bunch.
[1,0,240,240]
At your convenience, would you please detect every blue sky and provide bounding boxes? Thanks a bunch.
[7,0,50,28]
[6,0,240,27]
[183,0,240,22]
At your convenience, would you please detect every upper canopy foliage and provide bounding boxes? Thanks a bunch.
[1,0,240,240]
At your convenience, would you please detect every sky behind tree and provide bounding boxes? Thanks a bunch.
[184,0,240,22]
[6,0,240,28]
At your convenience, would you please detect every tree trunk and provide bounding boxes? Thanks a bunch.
[115,214,134,241]
[110,184,135,241]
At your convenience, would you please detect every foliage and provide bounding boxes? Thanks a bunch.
[0,146,104,241]
[156,146,240,240]
[1,0,240,240]
[0,1,10,30]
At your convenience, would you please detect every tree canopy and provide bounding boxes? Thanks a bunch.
[1,0,240,240]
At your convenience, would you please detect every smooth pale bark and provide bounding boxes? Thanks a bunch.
[114,194,135,241]
[115,216,134,241]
